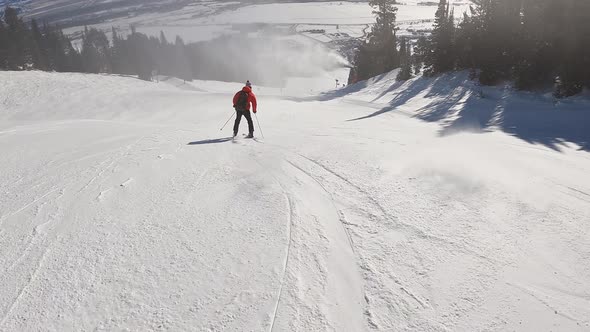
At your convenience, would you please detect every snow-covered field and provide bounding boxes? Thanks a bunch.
[1,70,589,331]
[53,1,471,45]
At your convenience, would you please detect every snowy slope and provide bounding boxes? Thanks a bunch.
[1,70,589,331]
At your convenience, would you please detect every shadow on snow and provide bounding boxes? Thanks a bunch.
[187,137,233,145]
[345,72,590,152]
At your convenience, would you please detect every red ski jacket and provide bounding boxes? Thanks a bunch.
[233,86,257,112]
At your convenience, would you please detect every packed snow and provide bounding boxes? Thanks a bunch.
[1,69,589,331]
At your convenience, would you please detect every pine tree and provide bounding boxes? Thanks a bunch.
[3,7,27,69]
[127,28,155,80]
[580,0,590,91]
[352,0,400,81]
[555,0,590,97]
[397,37,412,81]
[0,18,7,68]
[424,0,455,75]
[412,36,428,75]
[159,30,168,45]
[514,0,553,90]
[454,10,476,71]
[156,30,174,76]
[81,27,111,73]
[386,0,590,96]
[30,19,48,70]
[475,0,521,84]
[174,36,192,82]
[57,29,83,72]
[368,0,399,73]
[110,27,129,74]
[0,8,202,81]
[41,23,56,70]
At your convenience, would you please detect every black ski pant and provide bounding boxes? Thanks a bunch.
[233,108,254,135]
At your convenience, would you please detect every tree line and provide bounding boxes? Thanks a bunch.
[0,6,193,81]
[0,6,305,86]
[351,0,590,97]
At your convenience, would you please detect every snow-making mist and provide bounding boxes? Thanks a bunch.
[191,33,350,89]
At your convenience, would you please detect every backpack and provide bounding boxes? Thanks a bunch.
[235,90,249,110]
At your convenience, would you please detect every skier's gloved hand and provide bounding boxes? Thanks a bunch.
[253,109,257,114]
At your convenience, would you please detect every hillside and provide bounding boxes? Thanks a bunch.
[1,70,589,331]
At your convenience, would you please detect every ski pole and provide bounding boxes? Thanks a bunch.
[219,110,235,131]
[254,112,264,138]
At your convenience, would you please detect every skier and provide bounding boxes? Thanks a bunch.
[232,80,258,138]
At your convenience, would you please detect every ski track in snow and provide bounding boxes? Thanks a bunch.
[1,71,589,331]
[280,151,425,329]
[268,192,293,332]
[283,159,356,254]
[76,135,148,194]
[0,187,60,228]
[0,244,53,328]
